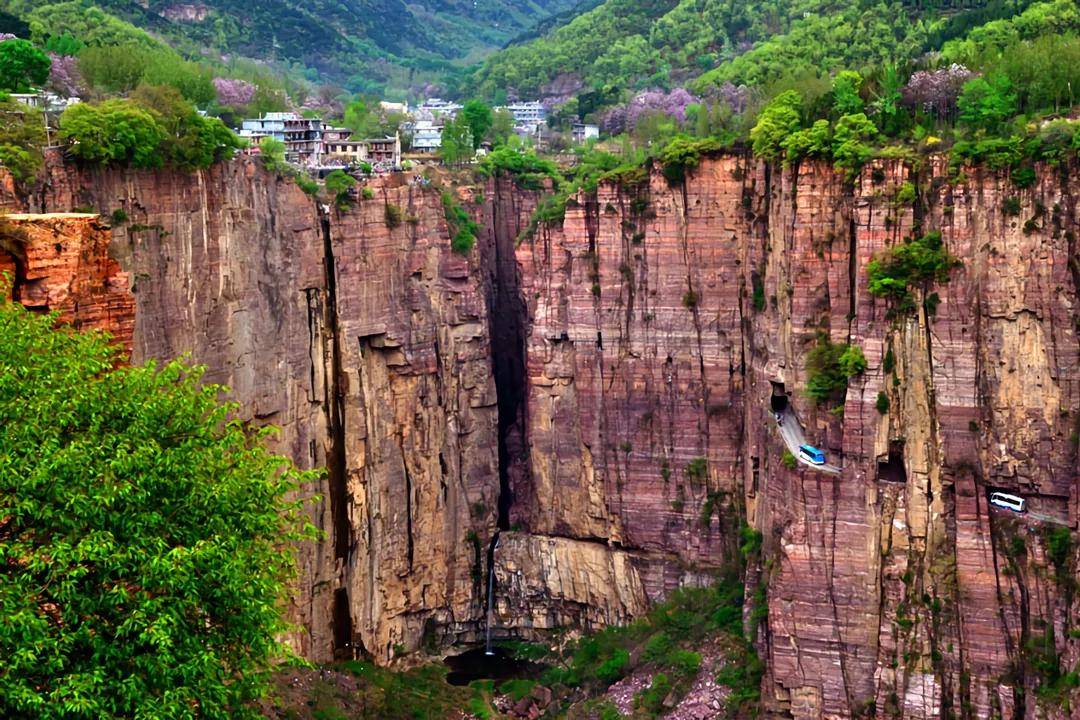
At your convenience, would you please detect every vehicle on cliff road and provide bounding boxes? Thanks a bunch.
[798,444,826,465]
[989,492,1026,513]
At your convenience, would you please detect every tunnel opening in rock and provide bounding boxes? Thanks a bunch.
[770,381,790,412]
[876,441,906,483]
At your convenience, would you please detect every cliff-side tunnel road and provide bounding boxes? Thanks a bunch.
[775,407,842,475]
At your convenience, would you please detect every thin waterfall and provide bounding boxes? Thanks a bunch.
[484,533,500,655]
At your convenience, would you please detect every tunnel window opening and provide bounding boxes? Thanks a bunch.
[877,441,906,483]
[770,381,789,412]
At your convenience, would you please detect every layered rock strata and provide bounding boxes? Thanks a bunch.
[4,152,1079,718]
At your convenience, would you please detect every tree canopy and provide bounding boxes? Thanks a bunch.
[0,284,317,719]
[58,95,240,170]
[0,38,51,92]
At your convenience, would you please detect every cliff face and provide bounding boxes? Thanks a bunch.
[1,159,505,663]
[502,155,1080,718]
[5,152,1079,718]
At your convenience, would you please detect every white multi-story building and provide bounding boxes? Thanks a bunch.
[503,101,546,125]
[416,98,462,119]
[239,111,293,141]
[239,112,324,165]
[410,120,443,152]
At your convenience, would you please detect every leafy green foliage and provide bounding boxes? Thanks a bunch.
[384,203,404,228]
[77,43,214,104]
[477,146,560,188]
[831,112,878,179]
[324,169,356,207]
[957,74,1018,132]
[866,231,960,311]
[460,100,494,151]
[0,38,50,92]
[684,456,708,485]
[782,449,797,469]
[0,96,46,183]
[634,672,671,716]
[781,119,831,165]
[657,135,724,183]
[0,287,317,720]
[307,660,496,720]
[715,643,765,713]
[876,391,890,414]
[59,95,238,170]
[441,190,480,254]
[439,115,473,166]
[342,97,406,138]
[751,90,802,160]
[258,137,287,173]
[130,85,241,169]
[58,99,166,168]
[805,337,866,404]
[832,70,865,115]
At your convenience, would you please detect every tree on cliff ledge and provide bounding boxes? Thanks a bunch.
[0,285,318,719]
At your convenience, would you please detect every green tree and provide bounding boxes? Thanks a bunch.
[0,96,46,183]
[957,74,1017,132]
[58,100,166,168]
[440,115,472,165]
[0,287,316,720]
[488,108,516,147]
[131,85,239,169]
[750,90,802,160]
[781,119,831,164]
[324,169,356,207]
[258,136,287,173]
[870,64,908,136]
[831,70,864,116]
[461,99,494,150]
[0,38,51,92]
[831,112,877,178]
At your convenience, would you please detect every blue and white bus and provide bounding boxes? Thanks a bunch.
[798,444,826,465]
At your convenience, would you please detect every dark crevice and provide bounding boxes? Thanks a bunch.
[320,208,355,659]
[401,440,415,573]
[484,178,530,532]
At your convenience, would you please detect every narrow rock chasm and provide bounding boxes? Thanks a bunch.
[320,208,356,659]
[483,185,530,532]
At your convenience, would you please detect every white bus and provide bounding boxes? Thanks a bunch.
[989,492,1025,513]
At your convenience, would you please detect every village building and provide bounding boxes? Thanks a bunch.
[503,101,546,125]
[323,133,402,168]
[239,112,325,165]
[379,101,409,114]
[322,126,352,143]
[409,120,443,153]
[572,122,600,143]
[416,98,462,119]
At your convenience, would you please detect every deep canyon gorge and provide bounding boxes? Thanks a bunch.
[2,151,1078,719]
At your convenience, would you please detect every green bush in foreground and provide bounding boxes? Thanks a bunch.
[0,284,318,719]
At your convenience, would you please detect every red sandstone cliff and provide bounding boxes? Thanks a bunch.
[4,152,1079,718]
[500,155,1080,719]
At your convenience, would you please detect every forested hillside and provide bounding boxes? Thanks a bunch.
[469,0,1060,101]
[0,0,581,96]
